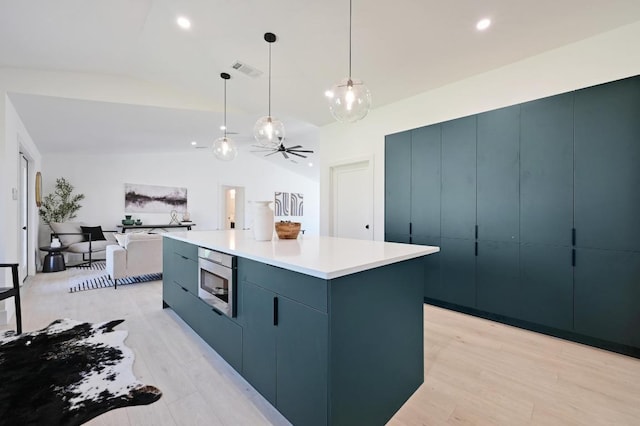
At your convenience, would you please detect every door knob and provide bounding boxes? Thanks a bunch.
[22,226,27,230]
[365,224,370,229]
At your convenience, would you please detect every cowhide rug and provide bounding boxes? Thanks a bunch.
[0,319,161,425]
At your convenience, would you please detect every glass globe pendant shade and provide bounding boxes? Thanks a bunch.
[327,78,371,123]
[253,115,285,147]
[213,136,238,161]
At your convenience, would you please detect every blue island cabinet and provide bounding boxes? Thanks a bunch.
[236,256,424,426]
[163,237,426,426]
[238,258,424,425]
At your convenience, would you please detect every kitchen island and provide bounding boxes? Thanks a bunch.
[162,230,439,426]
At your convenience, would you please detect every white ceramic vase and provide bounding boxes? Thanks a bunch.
[252,201,274,241]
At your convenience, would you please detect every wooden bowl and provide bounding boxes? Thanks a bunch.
[275,222,301,239]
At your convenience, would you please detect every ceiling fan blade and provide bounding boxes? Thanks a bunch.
[282,151,289,159]
[288,152,307,158]
[265,151,280,157]
[285,145,302,150]
[288,149,314,153]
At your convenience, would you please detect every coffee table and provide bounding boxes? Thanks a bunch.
[40,245,68,273]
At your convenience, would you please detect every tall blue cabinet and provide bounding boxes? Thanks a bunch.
[573,76,640,349]
[384,74,640,356]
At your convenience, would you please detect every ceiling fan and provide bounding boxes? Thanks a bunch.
[251,137,314,160]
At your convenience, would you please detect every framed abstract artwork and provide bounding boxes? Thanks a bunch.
[274,192,303,216]
[125,183,187,213]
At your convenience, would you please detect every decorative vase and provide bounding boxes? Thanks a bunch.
[252,201,274,241]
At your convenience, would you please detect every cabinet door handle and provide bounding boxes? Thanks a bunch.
[273,296,279,326]
[409,222,412,235]
[475,225,478,240]
[180,255,189,260]
[181,286,188,292]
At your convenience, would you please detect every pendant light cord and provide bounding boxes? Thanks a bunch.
[348,0,352,80]
[223,78,227,138]
[268,42,272,117]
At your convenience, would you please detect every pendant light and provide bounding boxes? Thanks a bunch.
[326,0,371,122]
[213,72,238,161]
[254,32,285,146]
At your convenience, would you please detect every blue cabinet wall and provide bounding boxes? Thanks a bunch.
[441,116,476,240]
[519,93,575,330]
[572,76,640,348]
[385,74,640,356]
[384,131,411,243]
[411,125,441,241]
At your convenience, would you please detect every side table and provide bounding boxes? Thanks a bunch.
[40,246,68,273]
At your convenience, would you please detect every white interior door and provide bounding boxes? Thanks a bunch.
[330,159,373,240]
[19,154,28,281]
[220,185,245,230]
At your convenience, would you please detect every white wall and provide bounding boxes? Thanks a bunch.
[319,20,640,240]
[0,95,42,323]
[42,150,319,236]
[3,96,42,270]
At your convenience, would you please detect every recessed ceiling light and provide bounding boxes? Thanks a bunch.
[324,90,334,98]
[177,16,191,30]
[191,141,197,146]
[220,125,226,131]
[476,18,491,31]
[308,162,313,167]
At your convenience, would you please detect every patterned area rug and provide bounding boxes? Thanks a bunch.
[72,261,107,271]
[0,319,161,425]
[68,261,162,293]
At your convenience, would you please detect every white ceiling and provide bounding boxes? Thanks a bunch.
[3,1,640,178]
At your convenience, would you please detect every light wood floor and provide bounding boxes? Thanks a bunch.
[3,269,640,425]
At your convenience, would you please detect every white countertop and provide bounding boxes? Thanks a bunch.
[165,230,439,279]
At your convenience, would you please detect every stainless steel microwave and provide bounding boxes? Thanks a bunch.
[197,248,236,317]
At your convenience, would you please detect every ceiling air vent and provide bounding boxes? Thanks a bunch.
[231,61,263,78]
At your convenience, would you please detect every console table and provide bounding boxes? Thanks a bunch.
[116,223,195,233]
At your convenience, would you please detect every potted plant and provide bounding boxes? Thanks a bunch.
[38,177,85,228]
